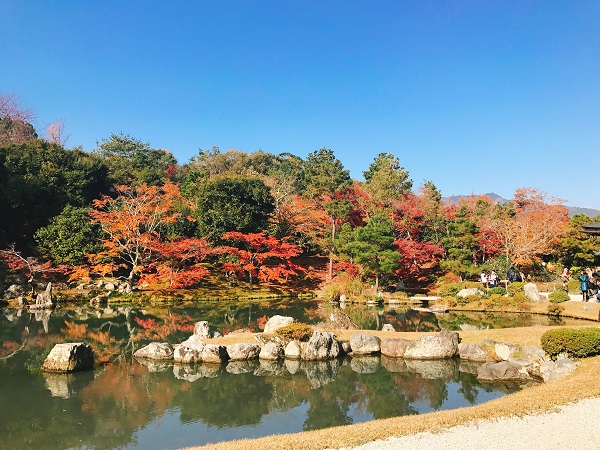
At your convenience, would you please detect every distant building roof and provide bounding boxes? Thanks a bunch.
[582,222,600,235]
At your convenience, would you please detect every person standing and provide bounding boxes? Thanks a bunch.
[579,270,590,302]
[480,271,488,289]
[561,268,570,292]
[489,270,498,288]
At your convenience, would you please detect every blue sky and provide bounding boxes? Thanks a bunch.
[2,1,599,208]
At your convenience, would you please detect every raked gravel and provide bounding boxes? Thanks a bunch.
[335,397,600,450]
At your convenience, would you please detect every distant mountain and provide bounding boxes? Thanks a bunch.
[443,193,600,218]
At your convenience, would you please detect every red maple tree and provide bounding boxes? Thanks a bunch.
[221,231,304,289]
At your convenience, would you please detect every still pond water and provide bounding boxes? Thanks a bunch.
[0,299,591,449]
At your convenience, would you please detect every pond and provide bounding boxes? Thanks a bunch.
[0,300,591,449]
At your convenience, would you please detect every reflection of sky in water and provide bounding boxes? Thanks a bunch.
[128,404,311,449]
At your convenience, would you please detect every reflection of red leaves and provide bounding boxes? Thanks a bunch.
[62,321,88,339]
[133,314,194,341]
[256,315,269,330]
[134,317,159,329]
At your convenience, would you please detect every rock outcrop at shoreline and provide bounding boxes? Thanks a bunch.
[128,317,577,384]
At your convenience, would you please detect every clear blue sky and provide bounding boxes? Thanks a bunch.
[2,1,599,209]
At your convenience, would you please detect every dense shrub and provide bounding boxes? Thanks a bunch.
[457,294,481,306]
[548,290,570,303]
[506,282,525,296]
[487,286,507,297]
[547,303,565,316]
[437,281,481,297]
[275,323,314,342]
[541,328,600,358]
[442,296,457,307]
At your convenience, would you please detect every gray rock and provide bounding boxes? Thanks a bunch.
[284,341,301,359]
[381,324,396,332]
[173,344,203,364]
[134,342,174,360]
[494,342,520,361]
[226,343,260,361]
[31,282,54,309]
[193,321,211,339]
[381,338,410,358]
[302,331,340,360]
[404,330,459,360]
[201,344,229,363]
[522,345,547,360]
[457,288,484,298]
[350,333,381,355]
[263,315,294,333]
[259,342,284,360]
[179,334,206,351]
[326,309,358,330]
[340,341,352,355]
[477,360,530,382]
[41,343,94,373]
[538,358,577,382]
[458,342,489,362]
[524,283,542,302]
[4,284,27,299]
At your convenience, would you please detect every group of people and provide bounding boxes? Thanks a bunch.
[480,267,523,289]
[480,270,500,288]
[562,267,600,302]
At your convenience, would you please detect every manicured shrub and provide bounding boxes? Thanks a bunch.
[457,294,480,306]
[511,291,527,304]
[506,282,525,296]
[442,296,457,307]
[549,290,570,303]
[487,286,507,296]
[437,281,480,297]
[547,303,565,316]
[541,328,600,359]
[275,323,314,342]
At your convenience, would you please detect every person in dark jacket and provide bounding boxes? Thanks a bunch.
[579,271,590,302]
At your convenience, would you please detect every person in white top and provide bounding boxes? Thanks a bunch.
[480,271,488,289]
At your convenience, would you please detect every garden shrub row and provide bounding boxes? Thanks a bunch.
[541,328,600,358]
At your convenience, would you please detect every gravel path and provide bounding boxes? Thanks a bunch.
[336,397,600,450]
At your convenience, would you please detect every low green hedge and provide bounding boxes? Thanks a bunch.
[541,328,600,358]
[548,290,570,303]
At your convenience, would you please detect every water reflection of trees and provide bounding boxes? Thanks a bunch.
[0,303,530,449]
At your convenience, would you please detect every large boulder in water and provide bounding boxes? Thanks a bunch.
[263,315,294,333]
[350,333,381,355]
[134,342,174,360]
[403,330,459,359]
[42,343,94,373]
[226,343,260,361]
[301,331,340,360]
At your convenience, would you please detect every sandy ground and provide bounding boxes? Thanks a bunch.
[335,397,600,450]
